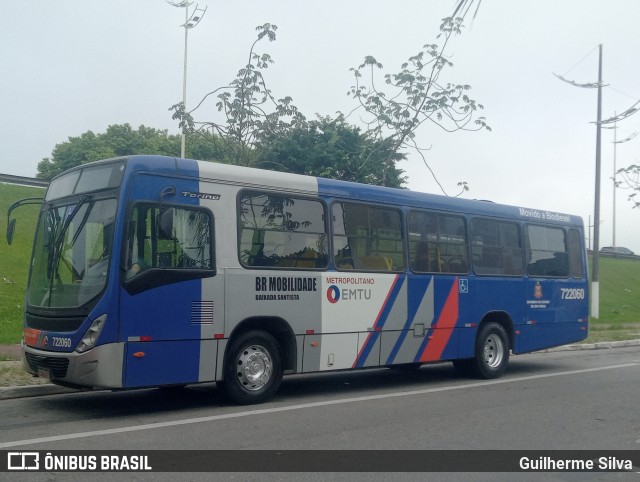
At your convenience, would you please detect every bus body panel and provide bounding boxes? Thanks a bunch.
[119,165,206,388]
[124,339,219,387]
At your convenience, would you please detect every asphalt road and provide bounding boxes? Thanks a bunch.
[1,347,639,481]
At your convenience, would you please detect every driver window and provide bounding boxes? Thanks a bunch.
[125,204,213,280]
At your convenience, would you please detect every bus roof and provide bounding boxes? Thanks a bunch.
[109,155,584,228]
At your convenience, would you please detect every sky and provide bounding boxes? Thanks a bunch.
[1,0,639,253]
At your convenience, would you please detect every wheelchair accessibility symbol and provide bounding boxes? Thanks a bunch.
[459,279,469,294]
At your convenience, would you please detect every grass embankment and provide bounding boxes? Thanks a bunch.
[588,256,640,342]
[0,183,43,344]
[0,182,639,345]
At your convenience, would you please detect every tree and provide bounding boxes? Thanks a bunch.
[617,164,640,209]
[170,24,306,167]
[256,116,406,187]
[173,17,488,192]
[36,124,231,180]
[346,16,490,195]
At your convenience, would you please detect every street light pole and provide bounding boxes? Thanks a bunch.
[181,4,189,159]
[603,114,619,248]
[604,116,618,247]
[167,1,207,159]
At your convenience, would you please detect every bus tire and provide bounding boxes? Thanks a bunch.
[454,322,509,379]
[220,330,283,405]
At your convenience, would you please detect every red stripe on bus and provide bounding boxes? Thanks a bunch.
[352,275,399,368]
[419,278,459,362]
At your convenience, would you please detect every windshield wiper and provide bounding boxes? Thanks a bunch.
[54,195,89,251]
[45,196,89,303]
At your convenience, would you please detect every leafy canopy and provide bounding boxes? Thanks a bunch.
[256,116,406,188]
[36,124,230,180]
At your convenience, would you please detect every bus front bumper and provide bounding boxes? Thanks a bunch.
[22,342,125,389]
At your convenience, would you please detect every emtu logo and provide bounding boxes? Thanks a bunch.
[326,285,340,303]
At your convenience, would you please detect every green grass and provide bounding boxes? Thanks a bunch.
[1,181,639,344]
[586,256,640,342]
[594,257,640,322]
[0,183,44,343]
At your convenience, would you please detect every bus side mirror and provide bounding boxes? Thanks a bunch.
[6,218,16,245]
[6,197,44,245]
[158,208,174,240]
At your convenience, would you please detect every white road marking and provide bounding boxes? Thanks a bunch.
[0,362,637,448]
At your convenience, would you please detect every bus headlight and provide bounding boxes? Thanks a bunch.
[76,314,107,353]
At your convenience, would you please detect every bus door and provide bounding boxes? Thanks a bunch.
[119,173,221,388]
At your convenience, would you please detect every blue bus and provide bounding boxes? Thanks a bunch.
[7,155,588,404]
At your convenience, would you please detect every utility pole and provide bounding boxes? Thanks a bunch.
[554,44,604,318]
[591,44,603,319]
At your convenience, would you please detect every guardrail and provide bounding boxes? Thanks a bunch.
[599,252,640,261]
[0,173,49,188]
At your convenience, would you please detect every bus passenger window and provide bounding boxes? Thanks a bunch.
[332,203,405,272]
[567,228,584,278]
[408,210,468,274]
[238,192,328,269]
[526,225,569,277]
[471,218,524,276]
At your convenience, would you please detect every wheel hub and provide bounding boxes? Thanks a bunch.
[237,345,272,391]
[483,334,504,368]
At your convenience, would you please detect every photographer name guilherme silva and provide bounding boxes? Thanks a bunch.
[520,456,633,471]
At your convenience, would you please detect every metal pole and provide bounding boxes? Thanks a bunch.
[168,1,206,159]
[591,44,603,319]
[181,6,188,159]
[612,115,617,247]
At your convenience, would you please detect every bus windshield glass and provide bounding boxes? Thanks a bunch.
[27,197,118,309]
[46,161,125,201]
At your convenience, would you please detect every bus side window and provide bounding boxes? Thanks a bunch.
[471,218,523,276]
[238,192,328,270]
[525,225,569,277]
[567,228,585,278]
[409,210,468,274]
[332,202,405,272]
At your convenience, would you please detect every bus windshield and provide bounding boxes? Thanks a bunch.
[27,197,118,309]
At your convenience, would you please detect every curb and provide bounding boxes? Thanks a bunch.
[1,340,639,400]
[0,384,78,400]
[543,338,640,352]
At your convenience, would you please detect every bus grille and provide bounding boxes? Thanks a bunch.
[25,353,69,379]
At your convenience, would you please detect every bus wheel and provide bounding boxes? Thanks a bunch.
[454,323,509,379]
[220,330,283,405]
